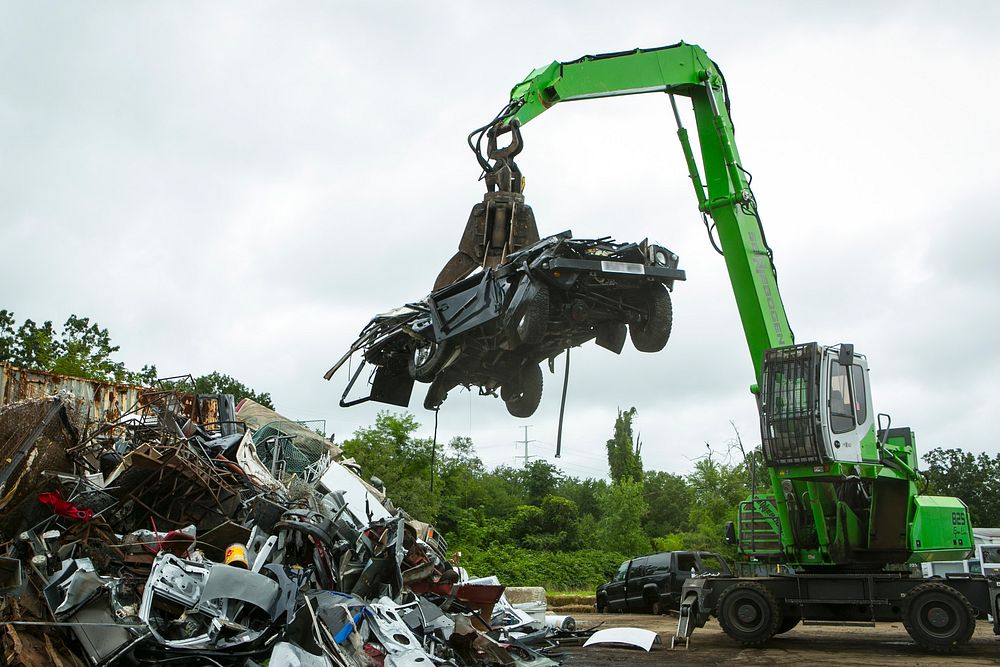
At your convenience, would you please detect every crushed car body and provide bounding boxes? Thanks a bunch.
[326,232,685,418]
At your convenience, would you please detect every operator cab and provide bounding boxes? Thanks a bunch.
[758,342,875,467]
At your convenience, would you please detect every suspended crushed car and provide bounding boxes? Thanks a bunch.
[326,232,685,418]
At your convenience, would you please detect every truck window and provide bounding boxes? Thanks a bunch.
[676,554,696,574]
[851,364,867,424]
[981,546,1000,564]
[630,557,649,577]
[698,554,728,575]
[647,552,671,573]
[829,361,855,434]
[613,561,628,582]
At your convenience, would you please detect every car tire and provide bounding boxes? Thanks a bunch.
[503,363,543,418]
[408,339,452,383]
[717,581,781,647]
[515,283,549,346]
[902,582,976,653]
[629,284,673,353]
[650,600,662,616]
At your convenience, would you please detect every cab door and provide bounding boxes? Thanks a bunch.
[604,560,630,612]
[820,349,874,464]
[625,556,649,611]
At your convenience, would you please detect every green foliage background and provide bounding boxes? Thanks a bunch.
[342,409,755,590]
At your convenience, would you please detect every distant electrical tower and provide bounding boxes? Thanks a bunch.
[514,425,538,467]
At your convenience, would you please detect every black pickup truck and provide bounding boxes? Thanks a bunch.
[596,551,730,615]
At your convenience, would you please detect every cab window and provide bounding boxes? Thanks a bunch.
[613,561,628,582]
[676,553,696,574]
[851,364,867,424]
[698,554,729,575]
[648,552,671,573]
[829,361,855,434]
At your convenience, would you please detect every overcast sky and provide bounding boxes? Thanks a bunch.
[2,2,998,480]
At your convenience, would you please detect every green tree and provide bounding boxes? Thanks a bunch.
[606,407,643,484]
[518,460,562,506]
[643,470,693,536]
[924,447,1000,527]
[509,495,581,551]
[50,315,131,382]
[12,317,58,371]
[0,311,157,385]
[683,447,749,555]
[340,411,439,522]
[0,310,16,362]
[596,479,650,556]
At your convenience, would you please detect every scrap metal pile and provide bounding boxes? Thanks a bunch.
[0,387,586,666]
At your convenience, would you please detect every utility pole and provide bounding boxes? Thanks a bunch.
[514,425,537,467]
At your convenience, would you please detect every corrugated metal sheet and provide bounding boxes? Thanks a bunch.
[0,362,146,424]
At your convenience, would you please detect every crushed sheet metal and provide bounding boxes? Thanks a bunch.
[582,627,661,651]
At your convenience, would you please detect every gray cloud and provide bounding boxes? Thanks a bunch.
[1,1,997,476]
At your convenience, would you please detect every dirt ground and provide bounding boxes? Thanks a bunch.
[559,612,1000,666]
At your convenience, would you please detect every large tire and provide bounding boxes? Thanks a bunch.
[629,284,673,353]
[515,283,549,346]
[503,363,543,418]
[902,582,976,653]
[717,582,781,647]
[408,339,451,383]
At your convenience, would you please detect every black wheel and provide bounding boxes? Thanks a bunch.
[408,339,451,382]
[515,283,549,345]
[596,596,607,614]
[629,283,673,353]
[902,582,976,653]
[775,615,800,635]
[595,321,627,354]
[717,582,781,647]
[503,363,543,418]
[650,600,662,616]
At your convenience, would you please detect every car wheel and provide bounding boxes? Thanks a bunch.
[515,283,549,346]
[629,284,673,353]
[503,363,543,418]
[650,600,662,616]
[902,582,976,652]
[408,339,451,382]
[717,581,780,646]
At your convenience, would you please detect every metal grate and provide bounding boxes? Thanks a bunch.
[759,343,826,466]
[738,499,783,556]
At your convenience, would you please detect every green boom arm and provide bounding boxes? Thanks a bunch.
[503,42,792,379]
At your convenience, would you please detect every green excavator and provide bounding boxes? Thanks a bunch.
[454,42,998,652]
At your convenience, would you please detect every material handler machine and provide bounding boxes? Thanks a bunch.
[466,42,1000,652]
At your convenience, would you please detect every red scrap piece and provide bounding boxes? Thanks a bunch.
[363,642,386,667]
[37,490,93,522]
